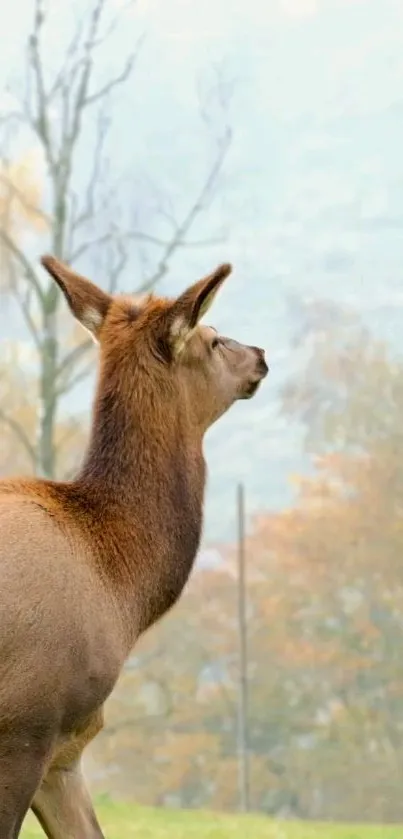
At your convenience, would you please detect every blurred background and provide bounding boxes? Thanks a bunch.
[1,0,403,827]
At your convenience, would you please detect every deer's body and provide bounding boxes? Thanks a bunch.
[0,257,267,838]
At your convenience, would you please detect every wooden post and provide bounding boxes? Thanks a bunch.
[237,482,250,812]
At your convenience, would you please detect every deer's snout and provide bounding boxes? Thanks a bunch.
[238,346,269,400]
[252,346,269,378]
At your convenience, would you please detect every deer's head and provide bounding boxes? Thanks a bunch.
[41,257,268,435]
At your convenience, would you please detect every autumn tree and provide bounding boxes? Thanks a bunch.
[246,444,403,822]
[281,295,402,454]
[88,559,277,811]
[0,0,232,477]
[272,296,403,819]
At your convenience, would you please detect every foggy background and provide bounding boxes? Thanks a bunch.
[1,0,403,825]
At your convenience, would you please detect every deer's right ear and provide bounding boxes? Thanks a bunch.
[168,263,232,357]
[40,255,112,341]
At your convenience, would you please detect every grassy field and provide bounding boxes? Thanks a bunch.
[21,799,402,838]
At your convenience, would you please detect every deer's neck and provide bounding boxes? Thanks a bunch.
[74,374,206,638]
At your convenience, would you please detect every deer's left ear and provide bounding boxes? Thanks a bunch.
[168,263,232,356]
[40,255,112,342]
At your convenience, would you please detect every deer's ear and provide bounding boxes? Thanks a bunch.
[40,255,111,341]
[169,263,232,356]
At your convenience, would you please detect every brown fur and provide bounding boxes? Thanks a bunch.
[0,256,268,838]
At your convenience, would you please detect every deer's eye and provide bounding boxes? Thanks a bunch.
[211,336,220,350]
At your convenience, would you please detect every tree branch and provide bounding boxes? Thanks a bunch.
[55,421,81,453]
[10,283,41,351]
[47,16,87,103]
[0,408,37,467]
[69,229,121,264]
[64,0,107,156]
[0,229,44,303]
[28,0,55,170]
[84,37,145,108]
[106,236,129,293]
[56,339,94,385]
[70,228,225,265]
[0,173,50,227]
[142,126,232,289]
[0,110,26,132]
[91,0,138,50]
[69,109,110,238]
[57,357,94,397]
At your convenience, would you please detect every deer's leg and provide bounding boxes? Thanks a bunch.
[31,761,104,839]
[0,736,51,839]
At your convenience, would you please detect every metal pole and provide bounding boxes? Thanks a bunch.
[237,482,250,812]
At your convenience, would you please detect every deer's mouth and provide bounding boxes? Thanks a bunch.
[240,380,261,399]
[240,355,269,399]
[240,347,269,399]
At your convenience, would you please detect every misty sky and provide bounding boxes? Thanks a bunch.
[1,0,403,539]
[2,0,403,317]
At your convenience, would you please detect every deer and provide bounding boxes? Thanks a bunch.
[0,255,268,839]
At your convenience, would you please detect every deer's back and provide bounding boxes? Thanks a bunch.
[0,487,124,738]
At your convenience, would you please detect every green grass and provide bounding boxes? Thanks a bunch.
[21,799,401,838]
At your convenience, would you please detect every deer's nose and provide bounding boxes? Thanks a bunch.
[253,346,269,376]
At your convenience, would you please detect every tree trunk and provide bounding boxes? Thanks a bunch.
[37,284,59,478]
[37,189,66,478]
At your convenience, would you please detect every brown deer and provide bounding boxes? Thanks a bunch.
[0,255,268,838]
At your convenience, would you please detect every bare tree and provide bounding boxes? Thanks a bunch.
[0,0,232,478]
